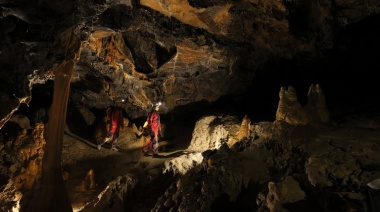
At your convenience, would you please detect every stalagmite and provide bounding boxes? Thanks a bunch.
[25,28,81,212]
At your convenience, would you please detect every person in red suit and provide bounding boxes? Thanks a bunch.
[98,98,125,151]
[142,102,162,158]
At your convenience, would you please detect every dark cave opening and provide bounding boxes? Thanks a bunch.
[210,193,239,211]
[210,185,262,212]
[321,13,380,115]
[16,81,54,127]
[210,13,380,123]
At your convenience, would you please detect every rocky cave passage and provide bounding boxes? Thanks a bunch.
[1,0,380,211]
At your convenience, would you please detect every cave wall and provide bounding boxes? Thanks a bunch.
[0,0,379,124]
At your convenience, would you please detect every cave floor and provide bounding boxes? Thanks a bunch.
[60,111,380,211]
[62,128,186,211]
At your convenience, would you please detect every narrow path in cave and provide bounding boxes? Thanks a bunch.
[62,128,188,211]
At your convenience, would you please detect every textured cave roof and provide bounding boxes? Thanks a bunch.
[1,0,379,127]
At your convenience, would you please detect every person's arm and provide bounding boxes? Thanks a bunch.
[157,112,162,134]
[148,111,155,129]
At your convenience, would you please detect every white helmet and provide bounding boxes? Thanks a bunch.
[151,102,162,108]
[115,98,125,103]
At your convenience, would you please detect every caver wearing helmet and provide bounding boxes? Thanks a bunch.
[142,101,162,158]
[97,98,125,151]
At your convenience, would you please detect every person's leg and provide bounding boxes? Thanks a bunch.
[142,130,154,155]
[111,129,119,151]
[152,129,159,157]
[142,140,152,155]
[98,131,113,150]
[111,138,118,151]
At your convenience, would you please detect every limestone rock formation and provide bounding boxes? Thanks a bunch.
[276,84,330,126]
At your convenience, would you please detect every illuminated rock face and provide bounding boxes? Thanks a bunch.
[1,0,379,122]
[276,84,330,126]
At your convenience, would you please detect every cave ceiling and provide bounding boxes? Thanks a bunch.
[1,0,380,125]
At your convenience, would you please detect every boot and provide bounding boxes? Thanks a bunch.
[111,145,118,151]
[97,142,104,150]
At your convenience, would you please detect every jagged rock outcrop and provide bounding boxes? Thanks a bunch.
[79,174,138,211]
[187,115,242,152]
[0,123,45,211]
[153,143,270,211]
[264,176,306,212]
[276,84,330,126]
